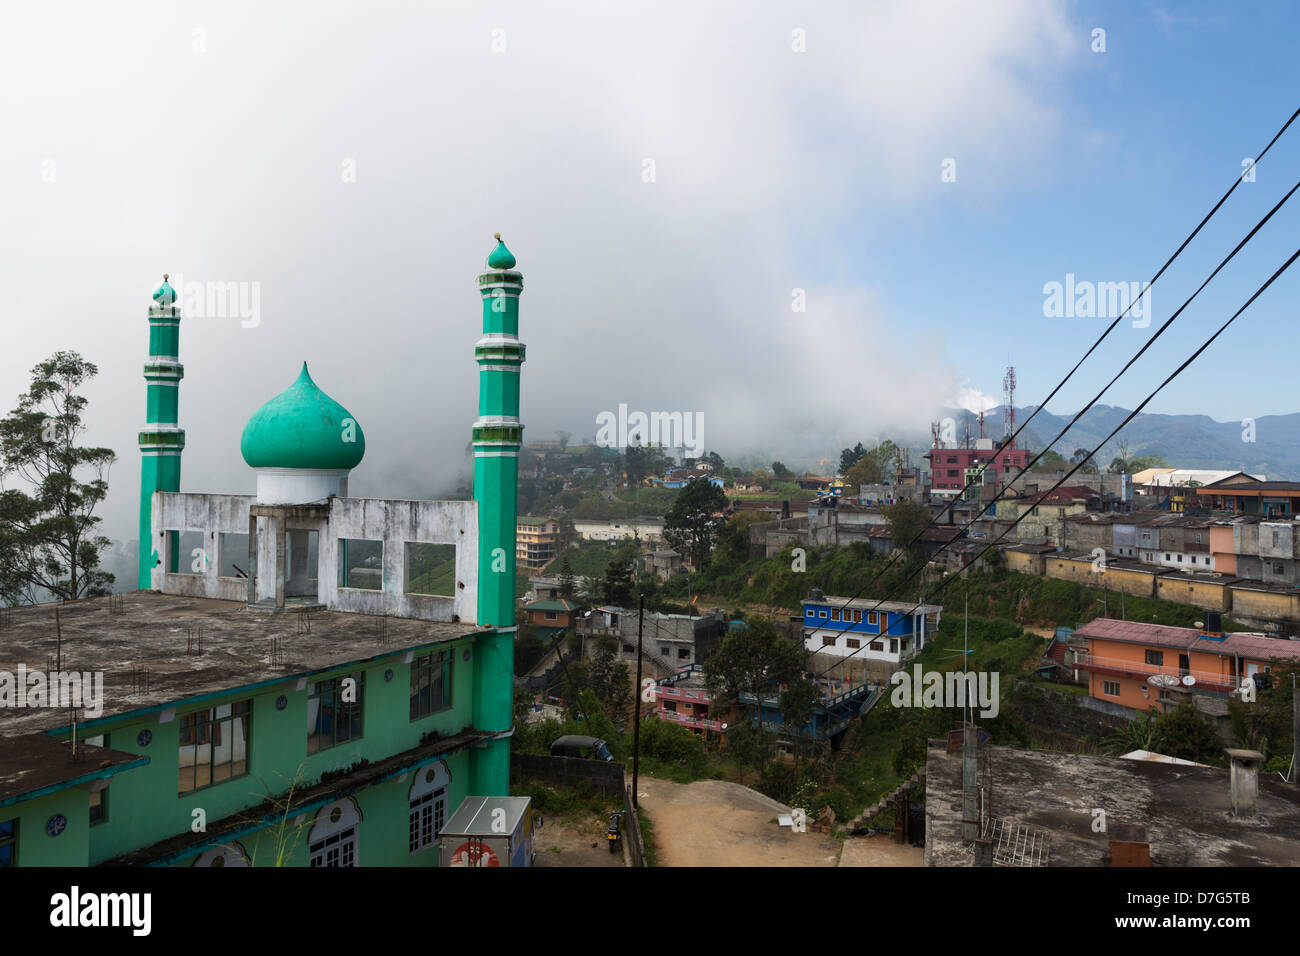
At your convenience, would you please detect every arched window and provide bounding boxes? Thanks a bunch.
[193,842,250,867]
[409,760,450,854]
[309,797,361,867]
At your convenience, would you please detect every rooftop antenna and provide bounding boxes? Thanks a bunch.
[1002,366,1016,448]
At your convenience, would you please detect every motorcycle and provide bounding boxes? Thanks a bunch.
[606,810,624,854]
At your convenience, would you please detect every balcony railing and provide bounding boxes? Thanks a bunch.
[658,709,723,732]
[1073,652,1236,691]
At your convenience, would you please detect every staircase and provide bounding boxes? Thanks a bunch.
[845,769,925,833]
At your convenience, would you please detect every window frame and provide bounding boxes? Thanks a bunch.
[178,700,252,795]
[308,674,365,753]
[409,651,453,722]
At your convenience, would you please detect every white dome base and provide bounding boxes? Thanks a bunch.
[255,468,350,505]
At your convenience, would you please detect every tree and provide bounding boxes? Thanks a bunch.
[771,461,794,480]
[623,443,670,488]
[714,511,767,567]
[725,722,774,784]
[1108,457,1128,474]
[1036,449,1067,469]
[601,557,635,607]
[663,477,729,568]
[1128,453,1168,472]
[557,555,576,599]
[1070,447,1099,474]
[839,442,867,474]
[1153,700,1223,765]
[883,499,930,568]
[0,352,116,604]
[750,467,770,488]
[704,617,805,706]
[779,677,821,738]
[701,451,725,473]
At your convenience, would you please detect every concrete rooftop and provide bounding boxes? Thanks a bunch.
[0,592,487,736]
[926,741,1300,866]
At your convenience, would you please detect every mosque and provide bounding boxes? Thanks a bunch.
[0,237,528,866]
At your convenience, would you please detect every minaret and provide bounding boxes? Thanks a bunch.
[470,234,524,795]
[137,275,186,588]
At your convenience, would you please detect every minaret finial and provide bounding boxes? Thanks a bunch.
[494,232,501,240]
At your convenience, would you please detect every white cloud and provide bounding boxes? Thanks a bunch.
[0,0,1085,546]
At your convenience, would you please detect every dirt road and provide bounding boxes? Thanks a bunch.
[634,776,842,866]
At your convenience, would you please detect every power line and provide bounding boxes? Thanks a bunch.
[798,106,1300,645]
[815,243,1300,678]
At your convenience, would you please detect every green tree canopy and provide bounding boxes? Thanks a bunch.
[663,477,729,568]
[0,351,116,604]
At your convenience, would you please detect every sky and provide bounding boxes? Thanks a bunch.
[1,0,1298,549]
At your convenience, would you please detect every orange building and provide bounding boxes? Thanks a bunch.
[1072,618,1300,712]
[1208,523,1237,575]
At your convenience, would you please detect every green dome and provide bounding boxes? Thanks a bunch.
[153,274,177,307]
[240,363,365,470]
[487,234,516,270]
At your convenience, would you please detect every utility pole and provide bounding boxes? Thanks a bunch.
[632,594,645,807]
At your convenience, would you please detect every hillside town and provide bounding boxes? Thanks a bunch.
[1,0,1295,941]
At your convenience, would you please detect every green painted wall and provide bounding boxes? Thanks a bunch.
[27,638,478,866]
[0,787,89,867]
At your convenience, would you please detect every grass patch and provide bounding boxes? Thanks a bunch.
[636,805,659,867]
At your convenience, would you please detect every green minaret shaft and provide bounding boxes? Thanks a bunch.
[470,237,524,795]
[137,277,185,588]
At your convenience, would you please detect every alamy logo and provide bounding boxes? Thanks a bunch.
[160,272,261,328]
[594,404,704,458]
[890,665,1000,718]
[1042,274,1151,328]
[0,665,103,718]
[50,886,151,936]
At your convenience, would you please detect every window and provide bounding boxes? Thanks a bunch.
[677,648,691,660]
[831,608,840,621]
[853,610,863,623]
[309,800,359,867]
[947,470,958,478]
[1165,554,1170,561]
[409,762,449,855]
[218,533,250,579]
[1145,650,1164,666]
[846,638,860,649]
[659,645,670,656]
[544,611,557,620]
[622,643,635,654]
[90,786,108,826]
[890,639,898,654]
[308,674,364,753]
[870,641,884,652]
[171,530,208,575]
[179,701,251,793]
[339,538,383,590]
[822,635,836,647]
[85,733,109,825]
[0,818,14,867]
[410,650,452,721]
[868,612,878,626]
[1102,680,1121,697]
[819,610,827,619]
[405,542,456,596]
[1194,533,1202,544]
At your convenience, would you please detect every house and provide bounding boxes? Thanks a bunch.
[516,516,561,569]
[663,468,725,490]
[1197,479,1300,517]
[651,664,733,744]
[801,592,942,683]
[1071,617,1300,714]
[522,597,579,636]
[993,486,1098,544]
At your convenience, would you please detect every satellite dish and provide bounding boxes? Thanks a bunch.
[1181,675,1196,687]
